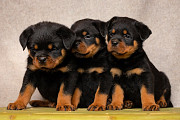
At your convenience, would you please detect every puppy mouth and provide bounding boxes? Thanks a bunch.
[74,52,90,56]
[40,67,49,70]
[40,67,54,70]
[111,51,127,55]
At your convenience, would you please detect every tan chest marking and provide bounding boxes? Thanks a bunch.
[77,68,85,74]
[88,67,104,74]
[110,68,122,78]
[126,68,144,76]
[58,66,70,73]
[77,67,104,74]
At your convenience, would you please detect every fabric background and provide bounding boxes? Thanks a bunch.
[0,0,179,107]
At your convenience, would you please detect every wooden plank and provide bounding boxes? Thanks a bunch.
[0,107,180,120]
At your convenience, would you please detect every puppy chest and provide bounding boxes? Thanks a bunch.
[35,72,64,101]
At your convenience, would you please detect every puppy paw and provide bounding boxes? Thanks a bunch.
[72,105,78,110]
[56,104,75,111]
[87,104,106,111]
[156,100,167,108]
[106,103,123,110]
[7,102,26,110]
[29,100,40,107]
[29,100,56,107]
[143,104,160,111]
[124,100,133,109]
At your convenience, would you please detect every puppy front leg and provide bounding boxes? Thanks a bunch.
[140,73,159,111]
[107,68,124,110]
[7,70,36,110]
[71,87,82,109]
[56,71,78,111]
[107,84,124,110]
[140,85,159,111]
[56,83,74,111]
[88,71,112,111]
[71,74,82,109]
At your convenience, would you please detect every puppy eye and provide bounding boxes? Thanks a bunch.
[48,44,58,50]
[84,35,91,39]
[31,45,38,51]
[33,44,38,50]
[31,47,36,51]
[124,34,131,39]
[52,46,58,50]
[52,47,57,50]
[109,33,115,37]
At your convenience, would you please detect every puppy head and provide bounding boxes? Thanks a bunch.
[106,17,152,59]
[19,22,75,70]
[71,19,106,58]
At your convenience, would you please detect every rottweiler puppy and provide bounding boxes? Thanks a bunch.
[7,22,78,111]
[70,19,112,111]
[105,17,173,111]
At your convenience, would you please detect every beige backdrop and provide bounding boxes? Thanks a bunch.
[0,0,179,107]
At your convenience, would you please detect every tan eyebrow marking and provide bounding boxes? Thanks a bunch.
[112,29,115,33]
[95,37,100,44]
[34,44,38,49]
[82,31,87,36]
[48,44,53,50]
[123,30,127,34]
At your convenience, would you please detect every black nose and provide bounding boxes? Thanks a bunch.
[37,56,47,63]
[111,39,119,46]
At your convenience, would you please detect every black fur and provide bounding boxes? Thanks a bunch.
[8,22,78,111]
[106,17,172,110]
[71,19,112,109]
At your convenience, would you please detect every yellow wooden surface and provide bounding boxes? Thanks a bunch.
[0,107,180,120]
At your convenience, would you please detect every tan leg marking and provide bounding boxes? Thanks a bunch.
[71,88,82,109]
[56,83,74,111]
[107,84,124,110]
[7,84,35,110]
[141,85,160,111]
[156,90,167,108]
[88,87,108,111]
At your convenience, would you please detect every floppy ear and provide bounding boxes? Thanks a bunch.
[19,26,33,50]
[93,20,106,37]
[56,26,76,50]
[134,21,152,41]
[105,16,118,34]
